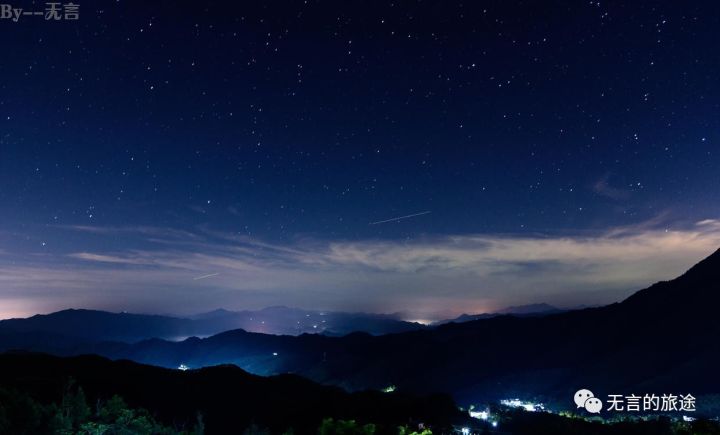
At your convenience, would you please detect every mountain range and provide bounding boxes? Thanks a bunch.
[0,306,426,343]
[2,247,719,412]
[0,302,564,343]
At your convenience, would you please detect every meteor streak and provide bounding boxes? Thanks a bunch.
[193,272,220,280]
[369,211,431,225]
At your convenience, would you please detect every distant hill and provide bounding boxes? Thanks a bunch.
[444,303,565,323]
[0,352,465,434]
[0,306,425,343]
[496,303,563,315]
[0,309,192,343]
[187,305,426,336]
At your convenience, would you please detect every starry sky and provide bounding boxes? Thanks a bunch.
[1,0,719,319]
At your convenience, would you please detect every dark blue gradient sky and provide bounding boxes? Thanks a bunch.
[1,1,719,318]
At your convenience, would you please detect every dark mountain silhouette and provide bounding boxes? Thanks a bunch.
[0,306,424,343]
[496,303,563,315]
[187,305,426,336]
[0,352,465,434]
[2,248,719,411]
[443,302,564,323]
[0,309,192,342]
[190,308,236,319]
[619,246,720,315]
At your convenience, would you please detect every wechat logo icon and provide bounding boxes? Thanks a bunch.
[574,389,603,413]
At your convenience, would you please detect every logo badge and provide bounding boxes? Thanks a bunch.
[574,389,603,413]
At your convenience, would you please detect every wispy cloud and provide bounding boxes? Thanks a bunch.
[68,252,154,265]
[1,219,719,319]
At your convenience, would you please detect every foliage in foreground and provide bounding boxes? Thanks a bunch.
[0,383,437,435]
[0,382,203,435]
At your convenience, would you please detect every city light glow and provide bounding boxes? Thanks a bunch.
[500,398,545,412]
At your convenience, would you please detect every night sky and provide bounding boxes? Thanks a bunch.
[1,0,719,319]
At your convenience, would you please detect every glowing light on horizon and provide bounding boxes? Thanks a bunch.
[404,318,434,325]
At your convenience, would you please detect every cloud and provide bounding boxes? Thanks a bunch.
[1,219,720,319]
[68,252,154,265]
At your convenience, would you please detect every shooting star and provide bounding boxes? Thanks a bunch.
[193,272,220,280]
[369,210,431,225]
